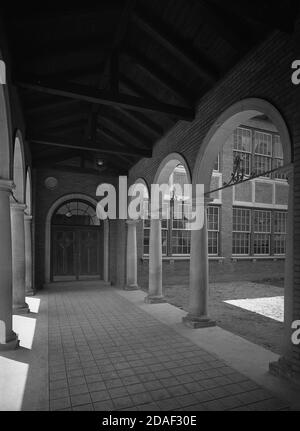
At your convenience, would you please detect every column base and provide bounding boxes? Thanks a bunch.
[124,284,140,291]
[182,314,216,329]
[25,289,36,296]
[0,332,19,351]
[269,356,300,386]
[13,303,30,313]
[144,295,166,304]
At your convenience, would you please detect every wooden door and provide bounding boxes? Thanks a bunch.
[77,228,100,279]
[52,228,76,280]
[51,226,101,281]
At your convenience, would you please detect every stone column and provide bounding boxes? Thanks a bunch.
[270,166,295,379]
[145,217,166,303]
[0,180,18,349]
[103,220,109,283]
[183,199,216,328]
[125,220,139,290]
[24,214,34,295]
[11,202,29,312]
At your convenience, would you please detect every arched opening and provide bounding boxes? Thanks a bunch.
[0,61,11,180]
[190,98,292,355]
[144,155,192,259]
[25,168,32,216]
[46,195,106,283]
[139,156,193,297]
[13,133,25,204]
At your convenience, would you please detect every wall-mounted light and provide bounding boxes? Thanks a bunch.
[97,159,104,166]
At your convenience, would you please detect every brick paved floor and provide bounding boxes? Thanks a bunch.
[47,283,289,411]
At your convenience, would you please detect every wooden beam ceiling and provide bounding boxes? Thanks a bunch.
[28,134,152,157]
[124,48,193,104]
[131,10,220,83]
[112,107,161,138]
[17,78,195,119]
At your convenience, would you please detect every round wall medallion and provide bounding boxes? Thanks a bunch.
[44,177,58,190]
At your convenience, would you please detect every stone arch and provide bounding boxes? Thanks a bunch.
[44,193,109,283]
[25,167,32,215]
[0,60,12,180]
[193,98,292,192]
[154,152,192,185]
[13,131,26,203]
[187,97,293,349]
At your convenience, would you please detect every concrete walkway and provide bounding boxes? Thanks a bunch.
[0,282,297,411]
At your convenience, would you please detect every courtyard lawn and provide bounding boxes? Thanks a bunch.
[147,280,284,354]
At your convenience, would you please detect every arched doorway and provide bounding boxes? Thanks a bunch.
[50,199,103,282]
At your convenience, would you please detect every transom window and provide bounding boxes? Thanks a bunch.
[52,200,100,226]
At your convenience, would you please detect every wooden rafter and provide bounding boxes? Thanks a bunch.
[131,10,219,83]
[17,78,194,119]
[124,49,193,104]
[28,134,152,157]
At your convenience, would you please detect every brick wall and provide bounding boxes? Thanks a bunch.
[292,12,300,378]
[128,31,294,189]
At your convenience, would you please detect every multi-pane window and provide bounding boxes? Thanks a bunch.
[253,210,271,254]
[143,227,150,255]
[233,127,286,180]
[171,201,191,255]
[233,128,252,175]
[207,206,219,255]
[232,208,251,255]
[274,211,287,254]
[213,154,220,172]
[273,135,286,180]
[254,131,272,177]
[143,201,220,256]
[143,216,168,256]
[232,207,287,256]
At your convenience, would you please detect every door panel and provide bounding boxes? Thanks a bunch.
[51,226,101,280]
[78,229,100,276]
[52,229,76,279]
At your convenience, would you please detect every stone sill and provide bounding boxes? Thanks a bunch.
[141,256,226,262]
[141,255,285,262]
[231,256,285,261]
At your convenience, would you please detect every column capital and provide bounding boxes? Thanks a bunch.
[10,202,27,212]
[126,218,140,225]
[0,179,14,193]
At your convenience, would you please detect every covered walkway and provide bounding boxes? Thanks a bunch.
[1,282,297,411]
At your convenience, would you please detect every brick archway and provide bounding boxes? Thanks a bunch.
[154,152,192,185]
[189,97,294,361]
[13,131,26,204]
[192,98,292,192]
